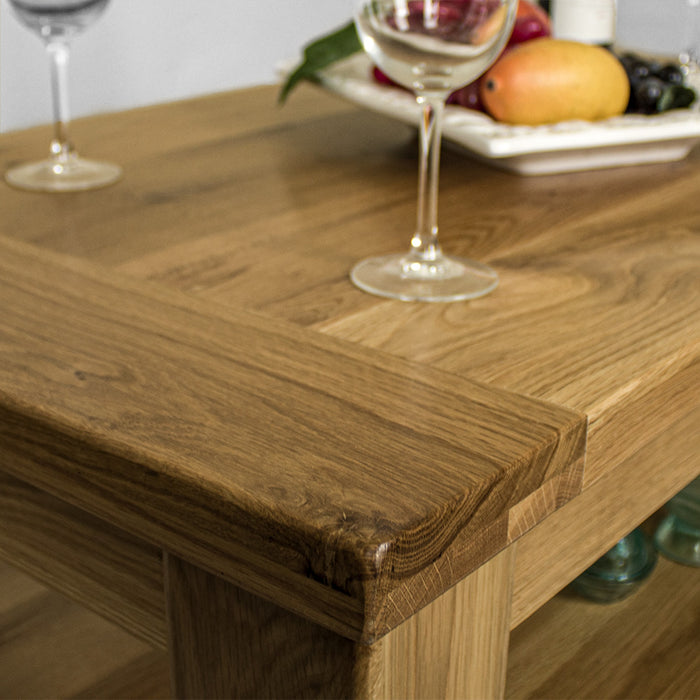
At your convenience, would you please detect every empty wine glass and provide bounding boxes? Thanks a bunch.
[5,0,121,192]
[352,0,517,301]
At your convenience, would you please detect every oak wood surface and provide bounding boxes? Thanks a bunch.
[511,402,700,628]
[0,561,170,699]
[507,553,700,700]
[3,548,699,700]
[2,545,697,700]
[165,554,362,699]
[0,82,698,697]
[0,471,166,649]
[3,84,693,496]
[2,88,697,470]
[0,233,584,641]
[166,547,515,699]
[372,545,516,700]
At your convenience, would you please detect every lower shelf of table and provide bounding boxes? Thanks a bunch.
[0,559,169,700]
[506,553,700,699]
[1,553,698,699]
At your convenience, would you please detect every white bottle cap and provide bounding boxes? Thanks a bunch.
[551,0,616,45]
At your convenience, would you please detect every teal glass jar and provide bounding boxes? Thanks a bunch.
[571,528,657,603]
[654,476,700,567]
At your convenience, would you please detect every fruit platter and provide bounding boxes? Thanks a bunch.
[281,1,700,175]
[311,52,700,175]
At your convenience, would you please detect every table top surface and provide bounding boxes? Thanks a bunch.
[0,83,698,641]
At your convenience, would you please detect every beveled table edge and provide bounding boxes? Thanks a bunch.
[0,234,587,641]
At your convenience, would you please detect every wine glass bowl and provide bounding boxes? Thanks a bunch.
[355,0,513,96]
[352,0,517,301]
[9,0,110,39]
[4,0,121,192]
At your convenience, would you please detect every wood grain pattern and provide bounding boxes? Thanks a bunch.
[3,549,698,700]
[507,553,700,700]
[0,471,166,649]
[373,546,516,700]
[0,561,170,700]
[2,86,695,499]
[0,234,584,641]
[0,87,390,270]
[507,455,585,543]
[511,401,700,629]
[4,84,687,497]
[165,554,364,699]
[166,547,515,700]
[312,183,700,488]
[0,82,698,698]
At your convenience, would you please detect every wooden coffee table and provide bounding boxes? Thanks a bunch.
[0,84,698,698]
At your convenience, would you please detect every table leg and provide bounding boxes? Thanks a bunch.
[165,546,515,699]
[374,545,516,699]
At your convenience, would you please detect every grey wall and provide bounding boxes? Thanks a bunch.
[0,0,351,132]
[0,0,694,132]
[616,0,698,56]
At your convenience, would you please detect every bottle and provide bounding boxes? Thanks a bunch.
[550,0,616,48]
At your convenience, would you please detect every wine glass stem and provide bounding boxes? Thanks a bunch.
[46,41,74,161]
[411,94,446,264]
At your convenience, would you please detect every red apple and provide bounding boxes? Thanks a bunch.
[510,0,551,45]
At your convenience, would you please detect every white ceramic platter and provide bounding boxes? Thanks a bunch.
[313,54,700,176]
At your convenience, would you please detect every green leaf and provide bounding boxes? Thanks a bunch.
[657,84,697,113]
[278,21,362,104]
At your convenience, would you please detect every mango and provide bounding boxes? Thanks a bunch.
[480,38,630,125]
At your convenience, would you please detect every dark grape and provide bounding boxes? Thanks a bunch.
[656,64,684,86]
[647,59,663,76]
[616,51,697,115]
[618,53,637,70]
[635,76,665,113]
[628,60,652,85]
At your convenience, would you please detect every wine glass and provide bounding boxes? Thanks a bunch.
[4,0,121,192]
[352,0,517,302]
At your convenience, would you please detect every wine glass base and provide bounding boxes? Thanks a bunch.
[5,155,122,192]
[350,253,498,302]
